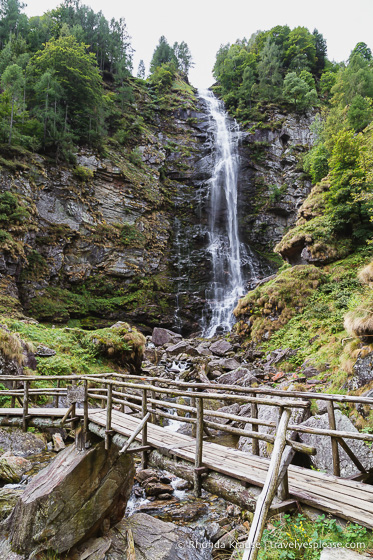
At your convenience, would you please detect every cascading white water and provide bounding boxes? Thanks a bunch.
[200,89,245,337]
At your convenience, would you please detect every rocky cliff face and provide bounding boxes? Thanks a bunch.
[0,84,314,335]
[237,108,315,253]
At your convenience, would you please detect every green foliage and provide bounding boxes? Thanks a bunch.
[303,143,329,183]
[149,62,177,92]
[283,72,318,111]
[73,165,94,182]
[238,513,373,560]
[120,222,145,246]
[0,191,30,225]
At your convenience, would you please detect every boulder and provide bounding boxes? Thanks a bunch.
[35,345,56,357]
[144,482,174,497]
[107,513,203,560]
[349,352,373,390]
[0,456,32,483]
[152,328,182,347]
[195,344,212,356]
[209,340,233,356]
[0,428,46,457]
[298,410,373,477]
[72,537,111,560]
[238,395,308,457]
[0,539,24,560]
[208,358,241,372]
[52,433,65,452]
[0,488,24,521]
[216,367,255,386]
[166,341,198,357]
[8,440,135,557]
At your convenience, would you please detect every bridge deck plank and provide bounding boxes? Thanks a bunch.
[0,407,372,527]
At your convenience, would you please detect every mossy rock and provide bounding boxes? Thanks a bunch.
[81,323,146,373]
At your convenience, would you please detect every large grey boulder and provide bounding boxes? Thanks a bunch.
[216,367,256,386]
[298,410,373,477]
[152,328,182,347]
[209,340,233,356]
[0,456,32,483]
[7,440,135,557]
[0,428,46,457]
[166,340,198,356]
[238,396,308,457]
[107,513,203,560]
[0,488,24,521]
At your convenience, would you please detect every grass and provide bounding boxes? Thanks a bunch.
[235,245,373,399]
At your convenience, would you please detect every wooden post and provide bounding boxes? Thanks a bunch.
[105,383,113,451]
[149,380,156,424]
[11,380,16,408]
[251,402,259,456]
[191,388,197,437]
[22,380,29,432]
[141,388,148,469]
[83,379,89,443]
[327,401,340,477]
[242,408,291,560]
[55,379,61,408]
[194,397,204,497]
[120,386,125,414]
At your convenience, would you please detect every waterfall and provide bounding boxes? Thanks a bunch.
[200,89,246,337]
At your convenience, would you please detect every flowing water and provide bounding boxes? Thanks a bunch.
[199,89,248,337]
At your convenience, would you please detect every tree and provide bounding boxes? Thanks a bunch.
[31,35,104,142]
[350,42,372,62]
[0,0,26,48]
[1,63,24,144]
[137,59,145,79]
[347,95,373,132]
[173,41,193,75]
[312,29,327,76]
[284,27,316,72]
[283,72,318,110]
[257,37,283,100]
[150,36,177,73]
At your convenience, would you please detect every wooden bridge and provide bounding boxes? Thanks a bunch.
[0,372,372,557]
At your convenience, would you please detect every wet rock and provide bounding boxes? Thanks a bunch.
[209,340,233,356]
[144,482,174,497]
[135,468,158,482]
[298,410,373,477]
[107,513,202,560]
[0,487,24,520]
[0,428,46,457]
[152,328,182,347]
[52,433,66,452]
[157,493,173,500]
[7,440,135,557]
[36,345,56,357]
[0,456,32,483]
[174,479,192,491]
[214,404,241,425]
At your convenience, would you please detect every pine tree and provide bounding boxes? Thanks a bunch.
[137,59,145,79]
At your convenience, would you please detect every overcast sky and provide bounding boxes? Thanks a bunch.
[24,0,373,88]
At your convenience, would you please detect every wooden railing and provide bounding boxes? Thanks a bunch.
[0,372,372,485]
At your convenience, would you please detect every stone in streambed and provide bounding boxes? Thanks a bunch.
[144,482,174,497]
[152,328,182,347]
[0,456,32,483]
[209,339,233,356]
[7,440,134,557]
